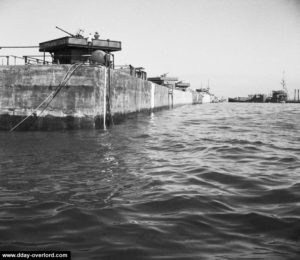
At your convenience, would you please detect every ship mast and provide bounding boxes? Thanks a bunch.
[281,70,288,94]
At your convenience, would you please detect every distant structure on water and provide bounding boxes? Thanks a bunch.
[228,72,299,103]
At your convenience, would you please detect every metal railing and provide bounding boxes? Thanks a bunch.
[23,55,52,65]
[0,55,52,65]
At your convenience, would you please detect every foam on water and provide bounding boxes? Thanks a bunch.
[0,103,299,259]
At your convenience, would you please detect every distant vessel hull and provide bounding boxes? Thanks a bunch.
[228,97,247,103]
[228,94,268,103]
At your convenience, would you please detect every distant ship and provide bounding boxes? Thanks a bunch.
[265,90,287,103]
[266,72,288,103]
[228,72,288,103]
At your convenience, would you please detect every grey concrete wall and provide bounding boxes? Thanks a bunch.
[0,65,197,130]
[173,88,193,106]
[0,65,103,130]
[109,69,152,115]
[153,83,170,109]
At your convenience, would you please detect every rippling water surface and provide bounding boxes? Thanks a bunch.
[0,103,300,259]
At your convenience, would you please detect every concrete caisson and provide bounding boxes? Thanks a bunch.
[0,65,199,131]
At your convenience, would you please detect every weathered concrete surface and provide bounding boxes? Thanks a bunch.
[173,89,193,106]
[110,69,152,114]
[0,65,199,130]
[0,65,104,130]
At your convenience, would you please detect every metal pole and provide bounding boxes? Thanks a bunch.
[103,67,107,130]
[295,89,297,101]
[107,67,111,125]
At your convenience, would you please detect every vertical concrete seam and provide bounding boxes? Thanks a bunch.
[94,67,101,128]
[151,82,155,110]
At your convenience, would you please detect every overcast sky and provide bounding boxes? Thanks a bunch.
[0,0,299,97]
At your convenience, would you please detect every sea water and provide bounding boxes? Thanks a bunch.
[0,103,299,259]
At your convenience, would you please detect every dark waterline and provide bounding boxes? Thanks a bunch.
[0,103,300,259]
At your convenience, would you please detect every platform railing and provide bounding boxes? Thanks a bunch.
[0,55,52,65]
[23,55,52,65]
[0,55,24,65]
